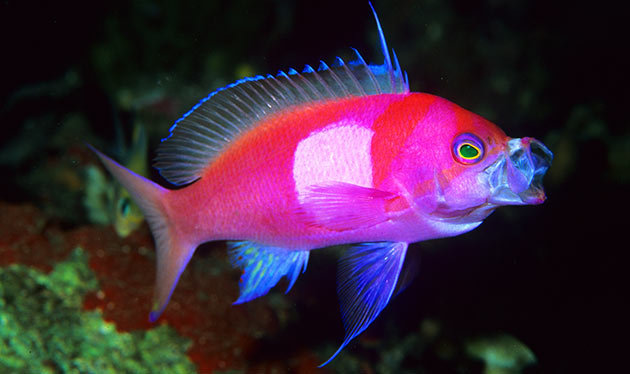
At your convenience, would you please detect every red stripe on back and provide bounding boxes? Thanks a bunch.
[370,93,437,187]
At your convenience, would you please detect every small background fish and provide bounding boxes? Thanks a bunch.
[84,120,149,237]
[0,0,626,373]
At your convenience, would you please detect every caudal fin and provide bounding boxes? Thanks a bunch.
[88,144,197,322]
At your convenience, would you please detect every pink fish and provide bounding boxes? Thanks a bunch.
[91,4,552,365]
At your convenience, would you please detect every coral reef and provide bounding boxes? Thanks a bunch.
[0,247,195,374]
[466,334,536,374]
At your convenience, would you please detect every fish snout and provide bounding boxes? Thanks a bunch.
[487,137,553,206]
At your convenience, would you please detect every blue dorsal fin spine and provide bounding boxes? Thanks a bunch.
[154,4,409,186]
[369,1,395,90]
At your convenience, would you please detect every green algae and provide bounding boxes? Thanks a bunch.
[0,248,196,374]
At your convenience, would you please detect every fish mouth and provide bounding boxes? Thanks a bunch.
[485,137,553,206]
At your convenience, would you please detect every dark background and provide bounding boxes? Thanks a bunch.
[1,0,626,372]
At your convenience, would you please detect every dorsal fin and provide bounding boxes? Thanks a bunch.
[154,5,409,186]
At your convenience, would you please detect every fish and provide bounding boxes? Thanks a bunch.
[89,3,553,366]
[83,121,149,237]
[110,122,149,237]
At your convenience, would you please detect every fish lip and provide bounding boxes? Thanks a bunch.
[485,137,553,206]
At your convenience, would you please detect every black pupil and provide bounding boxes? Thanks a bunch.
[460,144,478,158]
[120,198,131,215]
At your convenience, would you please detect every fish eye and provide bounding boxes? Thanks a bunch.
[452,133,484,164]
[119,197,131,216]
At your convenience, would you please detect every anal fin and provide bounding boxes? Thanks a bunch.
[228,241,310,304]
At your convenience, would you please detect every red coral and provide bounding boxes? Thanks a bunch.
[0,202,67,271]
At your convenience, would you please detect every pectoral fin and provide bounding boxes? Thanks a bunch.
[298,182,397,231]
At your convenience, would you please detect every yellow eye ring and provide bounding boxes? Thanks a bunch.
[452,133,485,164]
[458,142,481,160]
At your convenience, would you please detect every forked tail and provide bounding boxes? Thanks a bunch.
[88,144,197,322]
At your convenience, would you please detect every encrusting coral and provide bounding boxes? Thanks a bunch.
[0,248,196,374]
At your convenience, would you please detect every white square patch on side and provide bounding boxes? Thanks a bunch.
[293,121,374,203]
